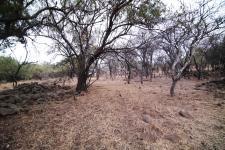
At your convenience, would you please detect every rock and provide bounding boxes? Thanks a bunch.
[113,129,121,135]
[65,90,73,95]
[80,91,85,96]
[9,105,20,112]
[164,133,181,143]
[56,95,65,101]
[0,102,19,109]
[214,125,224,130]
[179,110,192,119]
[62,86,71,90]
[142,114,151,123]
[14,95,23,103]
[31,94,40,100]
[48,93,57,99]
[0,107,18,116]
[0,82,73,116]
[22,88,31,94]
[28,99,36,105]
[216,103,222,107]
[56,90,65,97]
[0,94,11,100]
[74,91,85,96]
[4,96,16,104]
[19,94,27,100]
[0,102,10,107]
[37,98,46,103]
[216,102,224,107]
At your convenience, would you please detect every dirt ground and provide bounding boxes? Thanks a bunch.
[0,77,225,150]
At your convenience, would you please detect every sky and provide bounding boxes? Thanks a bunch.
[0,37,63,64]
[0,0,224,64]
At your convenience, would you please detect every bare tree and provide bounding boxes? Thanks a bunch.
[105,57,118,80]
[42,0,163,93]
[136,32,157,82]
[193,47,207,80]
[158,0,225,96]
[41,0,134,93]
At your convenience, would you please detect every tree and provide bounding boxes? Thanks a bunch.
[105,56,118,80]
[158,0,225,96]
[193,47,207,80]
[206,35,225,75]
[135,32,158,82]
[0,56,18,82]
[0,0,66,49]
[42,0,163,93]
[0,48,34,86]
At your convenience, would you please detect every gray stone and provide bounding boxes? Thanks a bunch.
[26,99,34,105]
[56,90,65,97]
[0,102,10,107]
[37,98,45,102]
[31,94,40,100]
[4,97,16,104]
[7,103,20,111]
[179,110,192,119]
[0,95,11,101]
[1,103,20,110]
[14,95,23,103]
[142,114,151,123]
[0,107,18,116]
[164,133,181,143]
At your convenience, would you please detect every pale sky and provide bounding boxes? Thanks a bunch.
[0,0,223,64]
[0,37,63,64]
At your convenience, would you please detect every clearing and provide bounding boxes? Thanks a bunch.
[0,78,225,150]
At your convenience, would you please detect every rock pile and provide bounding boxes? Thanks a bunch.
[195,78,225,91]
[195,78,225,99]
[0,82,73,116]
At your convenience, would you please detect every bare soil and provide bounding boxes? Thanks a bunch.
[0,78,225,150]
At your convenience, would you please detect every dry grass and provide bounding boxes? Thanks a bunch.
[0,78,225,150]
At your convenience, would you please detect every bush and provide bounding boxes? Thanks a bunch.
[0,56,18,81]
[0,56,67,82]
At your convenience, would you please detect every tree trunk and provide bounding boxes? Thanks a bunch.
[96,68,100,80]
[149,52,153,81]
[127,62,131,84]
[142,50,147,80]
[193,57,202,80]
[197,70,202,80]
[96,63,100,80]
[75,55,88,93]
[108,62,113,80]
[170,79,178,96]
[76,71,88,93]
[144,63,149,79]
[13,80,17,88]
[140,62,143,84]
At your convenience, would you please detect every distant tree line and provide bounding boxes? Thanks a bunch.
[0,56,67,83]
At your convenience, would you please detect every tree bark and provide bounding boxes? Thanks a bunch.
[193,56,202,80]
[170,79,178,96]
[197,70,202,80]
[75,55,89,93]
[140,62,143,84]
[149,52,153,81]
[12,79,17,88]
[141,49,147,81]
[76,71,88,93]
[127,62,131,84]
[96,68,100,80]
